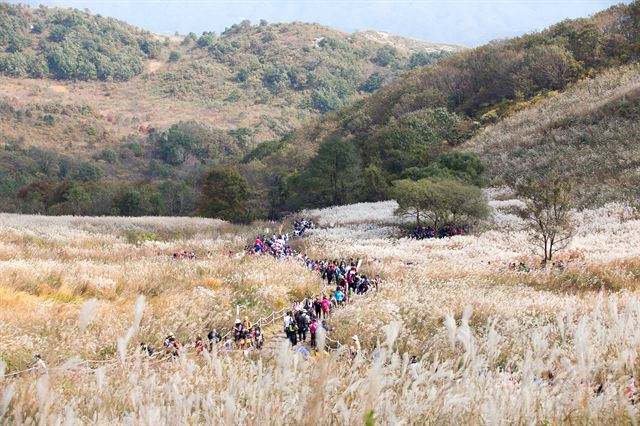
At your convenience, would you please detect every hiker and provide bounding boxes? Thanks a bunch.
[163,333,182,357]
[242,317,253,349]
[372,275,381,291]
[303,297,312,312]
[233,320,244,346]
[140,342,154,356]
[195,336,205,354]
[287,317,298,346]
[32,354,47,374]
[207,327,221,351]
[350,335,361,359]
[310,319,318,349]
[284,311,294,342]
[626,377,638,404]
[254,237,263,254]
[357,277,369,295]
[313,296,322,319]
[254,325,264,350]
[296,311,309,342]
[321,296,330,319]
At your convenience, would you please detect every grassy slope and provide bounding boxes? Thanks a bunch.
[463,64,640,205]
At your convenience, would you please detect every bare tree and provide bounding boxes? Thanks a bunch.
[517,173,575,266]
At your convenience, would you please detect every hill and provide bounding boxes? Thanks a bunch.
[0,3,459,216]
[0,5,460,145]
[239,1,640,214]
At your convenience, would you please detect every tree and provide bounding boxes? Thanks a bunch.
[516,174,575,265]
[62,184,91,215]
[301,136,362,206]
[438,152,485,186]
[391,179,428,225]
[361,164,390,201]
[372,46,398,67]
[392,178,489,229]
[115,188,145,216]
[198,168,253,223]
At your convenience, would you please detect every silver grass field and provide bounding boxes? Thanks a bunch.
[1,192,640,424]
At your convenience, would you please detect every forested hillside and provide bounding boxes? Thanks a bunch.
[235,1,640,218]
[0,3,459,216]
[2,2,638,220]
[0,3,160,80]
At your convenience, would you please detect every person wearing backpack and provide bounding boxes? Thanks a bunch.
[288,319,298,345]
[254,325,264,350]
[313,296,322,319]
[242,317,253,349]
[284,311,293,342]
[297,311,309,342]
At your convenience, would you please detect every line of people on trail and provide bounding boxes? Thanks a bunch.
[280,256,382,358]
[410,225,468,239]
[139,324,228,360]
[282,306,361,359]
[315,258,380,297]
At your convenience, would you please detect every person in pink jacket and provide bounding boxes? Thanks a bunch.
[321,296,330,319]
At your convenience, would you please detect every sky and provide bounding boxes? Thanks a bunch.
[7,0,630,47]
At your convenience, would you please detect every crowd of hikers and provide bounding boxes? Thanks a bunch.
[145,257,376,359]
[278,256,381,359]
[22,218,375,375]
[410,225,468,239]
[232,317,264,350]
[147,219,378,361]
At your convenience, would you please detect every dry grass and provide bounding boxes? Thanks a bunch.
[464,64,640,204]
[2,197,640,423]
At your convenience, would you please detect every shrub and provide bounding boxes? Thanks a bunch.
[169,51,180,62]
[360,71,385,93]
[73,162,103,182]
